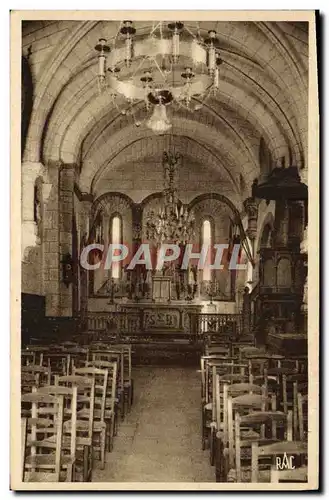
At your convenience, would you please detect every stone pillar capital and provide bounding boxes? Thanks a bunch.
[243,196,260,241]
[21,161,45,181]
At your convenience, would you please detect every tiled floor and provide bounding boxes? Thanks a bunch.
[93,366,215,482]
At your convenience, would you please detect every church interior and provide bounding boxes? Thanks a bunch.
[20,19,309,483]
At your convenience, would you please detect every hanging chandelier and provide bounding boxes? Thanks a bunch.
[145,151,195,246]
[95,21,223,133]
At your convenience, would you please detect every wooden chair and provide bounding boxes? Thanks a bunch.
[226,385,269,472]
[231,340,255,358]
[37,384,78,481]
[91,350,124,421]
[73,366,108,469]
[22,350,36,366]
[21,417,27,481]
[200,354,232,404]
[68,347,89,373]
[87,360,118,451]
[21,365,50,394]
[21,392,64,482]
[55,375,95,481]
[227,410,290,482]
[22,347,47,366]
[201,356,237,450]
[251,440,307,483]
[297,392,308,442]
[238,346,265,362]
[282,373,308,438]
[205,345,231,357]
[43,353,71,382]
[213,379,262,479]
[109,343,133,411]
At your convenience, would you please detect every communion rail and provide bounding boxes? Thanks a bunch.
[85,311,243,344]
[189,312,243,340]
[87,311,142,335]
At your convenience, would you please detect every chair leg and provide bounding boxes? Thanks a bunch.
[130,379,134,407]
[120,394,125,421]
[126,387,132,412]
[215,437,225,482]
[202,406,206,450]
[89,446,93,482]
[66,463,74,482]
[107,417,115,452]
[83,445,89,482]
[100,427,106,469]
[210,427,216,466]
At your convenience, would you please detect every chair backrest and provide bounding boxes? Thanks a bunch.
[73,366,108,422]
[86,360,118,415]
[92,350,123,394]
[239,346,265,362]
[43,353,70,381]
[21,392,64,482]
[234,409,288,482]
[22,348,46,366]
[38,384,78,464]
[251,440,307,483]
[205,345,231,357]
[231,341,255,358]
[226,387,268,467]
[67,348,89,373]
[108,344,132,382]
[202,356,245,404]
[21,365,50,392]
[55,375,95,446]
[22,351,36,366]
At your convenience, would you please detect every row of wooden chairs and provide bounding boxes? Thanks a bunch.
[200,340,308,483]
[21,340,134,482]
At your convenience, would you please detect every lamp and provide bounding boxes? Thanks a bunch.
[146,102,172,134]
[95,22,223,131]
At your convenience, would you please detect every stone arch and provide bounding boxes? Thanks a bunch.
[257,211,275,253]
[277,257,292,288]
[92,191,135,216]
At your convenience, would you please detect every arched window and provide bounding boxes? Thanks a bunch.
[110,215,122,279]
[202,219,212,281]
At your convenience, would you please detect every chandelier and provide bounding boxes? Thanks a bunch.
[145,151,195,246]
[95,21,223,133]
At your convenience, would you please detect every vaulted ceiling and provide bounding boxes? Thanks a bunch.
[22,19,308,207]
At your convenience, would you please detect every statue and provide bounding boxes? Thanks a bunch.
[285,312,296,333]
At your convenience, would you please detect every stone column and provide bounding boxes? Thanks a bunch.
[58,164,75,317]
[242,286,251,336]
[243,197,259,243]
[243,196,260,289]
[21,162,44,261]
[131,204,143,295]
[43,161,61,316]
[79,198,93,326]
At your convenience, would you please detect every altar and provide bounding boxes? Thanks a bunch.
[119,301,202,339]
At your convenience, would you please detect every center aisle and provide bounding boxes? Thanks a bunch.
[93,366,215,482]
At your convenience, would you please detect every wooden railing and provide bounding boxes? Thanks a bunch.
[85,310,242,344]
[189,312,243,339]
[87,311,142,335]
